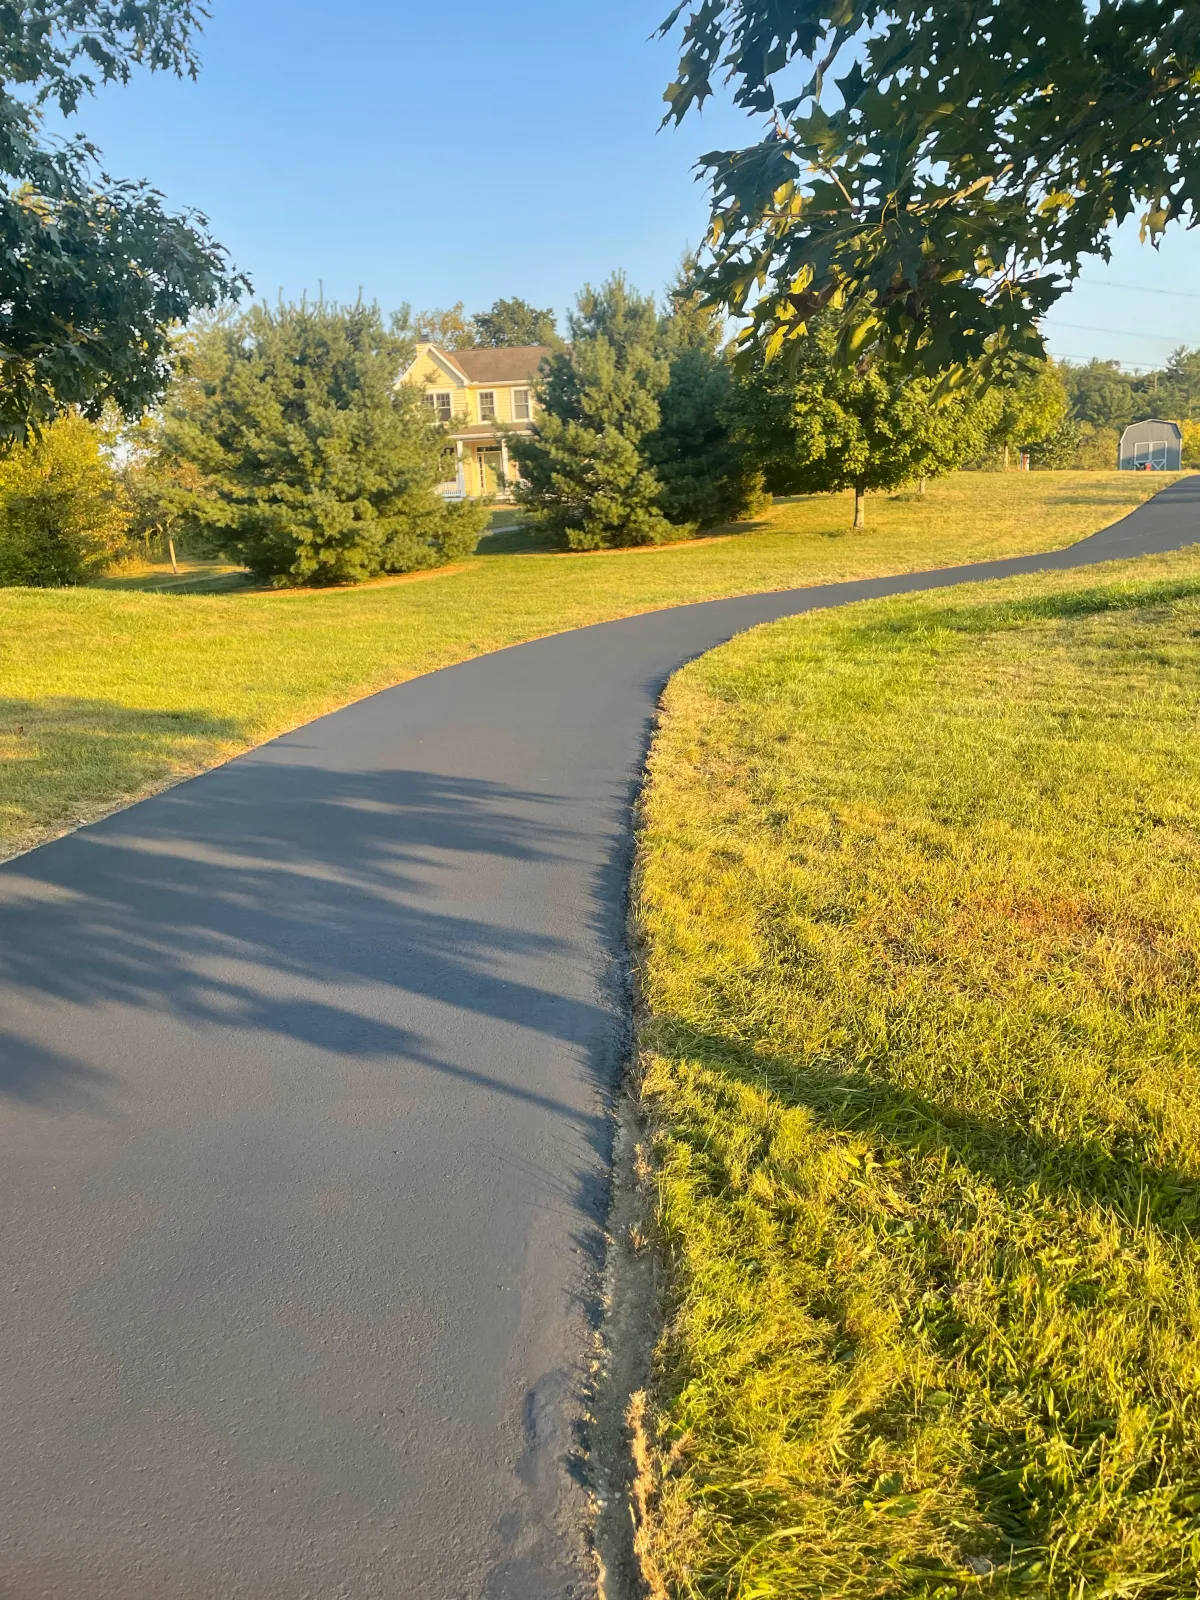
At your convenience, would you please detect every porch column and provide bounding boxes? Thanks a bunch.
[499,438,510,495]
[455,439,465,497]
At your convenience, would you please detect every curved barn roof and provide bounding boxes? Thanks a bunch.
[1121,417,1183,440]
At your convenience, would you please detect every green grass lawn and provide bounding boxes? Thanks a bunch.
[0,472,1169,858]
[632,543,1200,1599]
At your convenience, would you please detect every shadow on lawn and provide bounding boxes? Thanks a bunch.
[474,517,775,558]
[0,696,246,846]
[475,522,561,555]
[829,570,1200,650]
[653,1015,1200,1235]
[647,1016,1200,1570]
[1,696,242,745]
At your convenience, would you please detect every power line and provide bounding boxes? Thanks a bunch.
[1046,319,1193,343]
[1077,277,1200,300]
[1051,354,1159,371]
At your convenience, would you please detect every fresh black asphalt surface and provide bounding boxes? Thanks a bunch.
[1,477,1197,1599]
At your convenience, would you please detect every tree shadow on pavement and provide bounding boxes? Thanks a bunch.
[0,756,623,1156]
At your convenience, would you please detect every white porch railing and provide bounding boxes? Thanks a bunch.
[436,483,518,503]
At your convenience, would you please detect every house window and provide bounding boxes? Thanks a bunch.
[424,391,452,423]
[478,391,497,423]
[512,388,531,422]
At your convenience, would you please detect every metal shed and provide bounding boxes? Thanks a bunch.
[1119,418,1183,471]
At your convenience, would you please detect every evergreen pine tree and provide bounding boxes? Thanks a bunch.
[160,299,487,586]
[509,275,675,549]
[647,266,766,528]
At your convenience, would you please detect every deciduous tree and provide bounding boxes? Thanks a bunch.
[978,363,1069,469]
[660,2,1200,375]
[414,298,561,350]
[736,321,991,526]
[0,412,128,584]
[1061,360,1142,434]
[0,2,244,445]
[413,303,476,350]
[472,298,559,349]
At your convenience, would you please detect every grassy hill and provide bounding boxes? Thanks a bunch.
[632,541,1200,1599]
[0,473,1167,859]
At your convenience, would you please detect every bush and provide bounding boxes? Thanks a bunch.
[1028,415,1080,469]
[1071,421,1119,470]
[161,299,488,586]
[1025,420,1119,471]
[0,413,128,586]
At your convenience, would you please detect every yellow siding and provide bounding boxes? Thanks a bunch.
[401,348,471,419]
[467,384,536,425]
[402,347,540,495]
[401,348,540,429]
[404,349,462,388]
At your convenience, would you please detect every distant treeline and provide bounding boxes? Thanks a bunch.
[1063,349,1200,429]
[1049,350,1200,470]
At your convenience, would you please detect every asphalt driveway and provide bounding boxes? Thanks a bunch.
[2,477,1197,1599]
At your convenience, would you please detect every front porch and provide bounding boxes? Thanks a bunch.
[437,424,532,501]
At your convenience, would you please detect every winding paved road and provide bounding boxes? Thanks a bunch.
[2,478,1198,1600]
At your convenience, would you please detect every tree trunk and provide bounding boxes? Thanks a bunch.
[919,477,927,496]
[168,537,179,575]
[853,484,866,529]
[1003,442,1010,471]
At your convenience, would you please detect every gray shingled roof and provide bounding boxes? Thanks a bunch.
[447,346,552,384]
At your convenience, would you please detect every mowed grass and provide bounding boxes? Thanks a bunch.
[0,472,1166,858]
[632,544,1200,1598]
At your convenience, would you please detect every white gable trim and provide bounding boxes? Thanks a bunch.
[397,343,471,387]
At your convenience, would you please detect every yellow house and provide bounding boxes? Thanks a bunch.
[399,342,552,499]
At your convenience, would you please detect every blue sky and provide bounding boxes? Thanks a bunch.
[67,0,1200,372]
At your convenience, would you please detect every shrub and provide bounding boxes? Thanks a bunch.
[0,413,128,586]
[1028,415,1081,469]
[1071,421,1120,470]
[1028,420,1119,471]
